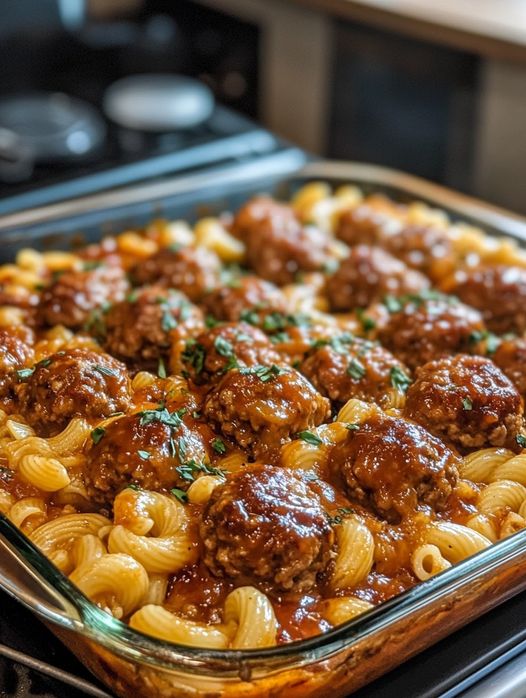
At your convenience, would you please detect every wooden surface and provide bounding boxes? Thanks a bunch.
[286,0,526,62]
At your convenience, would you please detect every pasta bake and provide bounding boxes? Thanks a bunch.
[1,181,526,652]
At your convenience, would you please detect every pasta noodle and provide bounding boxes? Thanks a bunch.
[331,516,374,591]
[426,522,492,564]
[223,587,278,649]
[411,544,451,581]
[130,605,229,648]
[322,597,374,625]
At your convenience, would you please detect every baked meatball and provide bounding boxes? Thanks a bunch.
[131,245,221,302]
[201,275,289,325]
[203,365,330,459]
[493,338,526,397]
[328,414,460,523]
[200,463,334,592]
[336,198,404,247]
[441,265,526,335]
[300,336,410,408]
[377,295,485,371]
[84,409,207,508]
[244,216,334,286]
[173,322,281,384]
[405,355,524,451]
[37,264,129,329]
[326,245,429,311]
[384,224,454,281]
[19,348,131,432]
[0,327,34,400]
[231,196,297,240]
[104,286,203,364]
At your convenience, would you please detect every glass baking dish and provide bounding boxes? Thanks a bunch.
[1,152,526,698]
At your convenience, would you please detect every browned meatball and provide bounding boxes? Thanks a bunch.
[336,197,404,247]
[493,338,526,397]
[328,414,460,523]
[37,264,129,328]
[203,365,330,460]
[384,224,454,281]
[244,216,334,286]
[0,327,34,400]
[19,348,131,432]
[172,322,281,384]
[300,335,410,408]
[200,463,334,592]
[377,295,485,371]
[83,408,208,508]
[201,275,289,326]
[326,245,429,311]
[104,286,203,364]
[405,355,525,451]
[231,196,297,240]
[131,246,221,302]
[441,266,526,335]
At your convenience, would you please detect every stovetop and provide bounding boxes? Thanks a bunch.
[1,586,525,698]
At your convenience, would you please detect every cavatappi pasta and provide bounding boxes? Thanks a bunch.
[1,182,526,650]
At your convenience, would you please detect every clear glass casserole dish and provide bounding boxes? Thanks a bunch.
[1,153,526,697]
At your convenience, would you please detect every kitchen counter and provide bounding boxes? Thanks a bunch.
[286,0,526,62]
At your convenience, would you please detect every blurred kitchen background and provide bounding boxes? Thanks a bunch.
[1,0,526,212]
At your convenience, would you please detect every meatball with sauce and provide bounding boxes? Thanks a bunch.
[172,322,281,384]
[84,408,208,508]
[328,414,460,523]
[37,264,129,329]
[131,245,221,302]
[203,365,330,460]
[441,265,526,335]
[336,197,404,247]
[384,224,455,281]
[231,196,297,240]
[0,327,34,400]
[104,286,203,365]
[405,354,524,451]
[326,245,429,311]
[18,348,131,432]
[377,295,485,371]
[244,216,334,286]
[493,338,526,398]
[300,335,410,408]
[200,275,289,326]
[200,463,334,593]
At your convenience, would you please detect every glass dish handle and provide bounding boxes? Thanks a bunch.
[0,514,82,631]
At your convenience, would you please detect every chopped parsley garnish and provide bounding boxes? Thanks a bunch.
[138,406,186,429]
[239,364,287,382]
[157,357,167,379]
[345,423,360,431]
[36,358,52,369]
[181,340,206,374]
[462,397,473,411]
[516,434,526,448]
[212,438,227,455]
[390,366,412,392]
[347,358,366,380]
[205,315,219,329]
[126,290,139,303]
[240,309,260,326]
[384,295,403,313]
[91,427,106,445]
[95,364,119,379]
[176,437,188,462]
[161,309,178,332]
[138,450,151,460]
[127,483,141,491]
[192,410,201,419]
[214,336,234,358]
[270,331,290,344]
[175,459,224,483]
[297,431,323,446]
[468,329,500,355]
[327,507,355,526]
[16,367,35,381]
[356,308,376,332]
[171,487,189,504]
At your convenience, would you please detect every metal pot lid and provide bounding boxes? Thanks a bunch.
[103,74,215,132]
